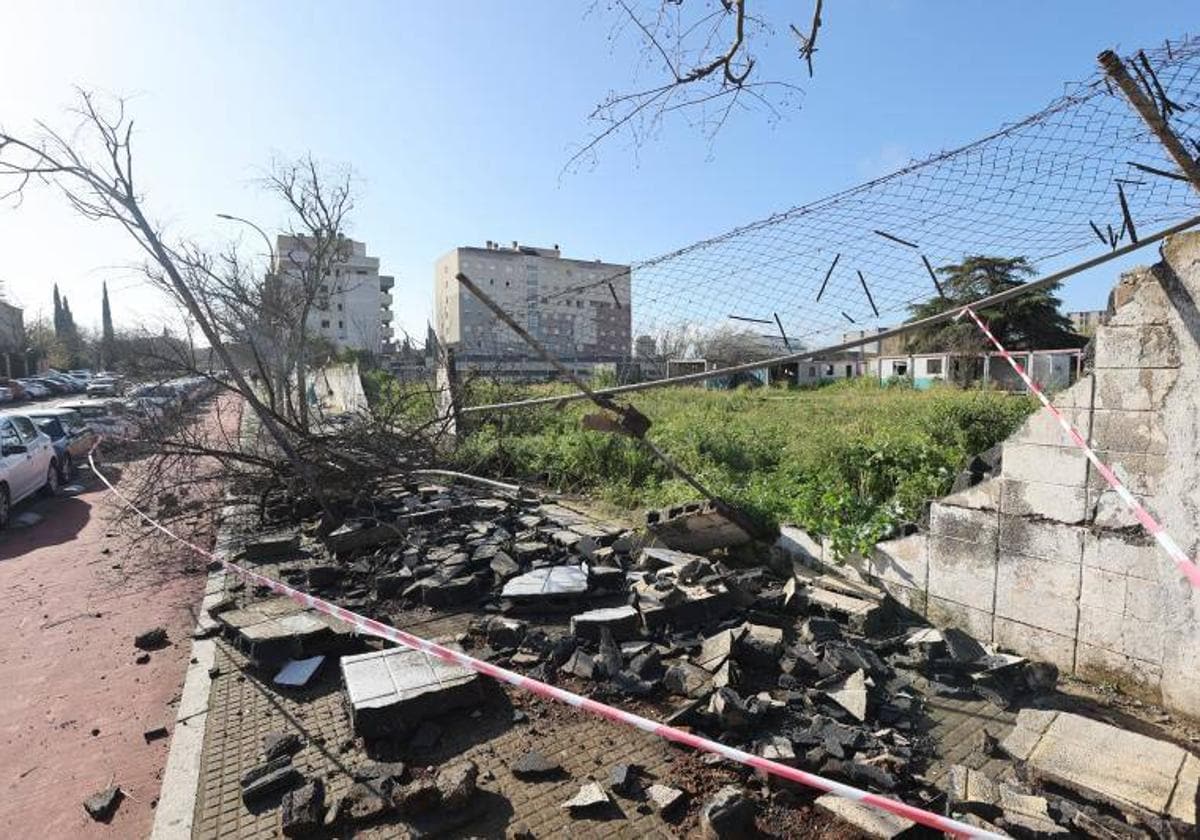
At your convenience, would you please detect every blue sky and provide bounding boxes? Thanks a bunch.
[0,1,1193,343]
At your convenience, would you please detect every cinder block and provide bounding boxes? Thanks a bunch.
[868,533,928,590]
[929,503,997,543]
[1087,452,1167,496]
[1090,409,1167,455]
[1093,367,1178,412]
[1089,486,1157,531]
[927,535,996,612]
[1007,405,1093,448]
[1075,643,1163,697]
[1001,443,1088,487]
[1080,566,1126,614]
[1094,324,1180,369]
[993,617,1075,672]
[1124,577,1178,623]
[1078,604,1122,653]
[999,478,1088,524]
[998,516,1084,563]
[995,553,1080,637]
[774,525,823,567]
[873,577,927,617]
[1078,606,1167,665]
[1048,375,1094,409]
[1106,271,1173,327]
[940,478,999,511]
[926,595,993,643]
[1081,531,1160,580]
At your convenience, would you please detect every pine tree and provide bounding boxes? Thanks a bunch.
[61,296,75,335]
[101,282,115,343]
[53,284,63,337]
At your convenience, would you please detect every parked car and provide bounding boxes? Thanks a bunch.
[68,369,93,380]
[129,383,181,412]
[16,379,49,399]
[45,374,84,393]
[87,376,122,397]
[0,414,58,527]
[0,379,30,401]
[18,408,97,481]
[58,400,136,440]
[0,387,11,404]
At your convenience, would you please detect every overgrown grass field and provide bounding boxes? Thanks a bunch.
[446,379,1036,559]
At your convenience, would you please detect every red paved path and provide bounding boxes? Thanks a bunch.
[0,402,235,838]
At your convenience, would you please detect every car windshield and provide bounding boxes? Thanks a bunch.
[34,418,66,440]
[71,405,109,419]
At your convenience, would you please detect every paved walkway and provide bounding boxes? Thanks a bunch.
[0,469,206,837]
[0,399,235,838]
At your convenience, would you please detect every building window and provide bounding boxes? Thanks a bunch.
[338,320,344,329]
[845,364,853,378]
[337,303,343,311]
[926,358,943,375]
[355,269,367,275]
[824,364,834,376]
[894,362,908,376]
[320,319,330,328]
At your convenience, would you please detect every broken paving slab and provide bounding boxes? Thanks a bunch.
[1002,708,1198,827]
[240,530,300,561]
[806,584,888,634]
[824,669,869,722]
[570,605,640,641]
[340,645,484,740]
[645,500,753,553]
[635,579,736,630]
[815,794,918,838]
[324,519,402,554]
[500,565,589,605]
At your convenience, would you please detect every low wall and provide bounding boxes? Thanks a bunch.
[800,232,1200,716]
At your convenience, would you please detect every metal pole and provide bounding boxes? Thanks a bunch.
[464,213,1200,413]
[1098,50,1200,194]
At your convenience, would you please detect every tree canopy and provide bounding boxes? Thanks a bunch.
[904,255,1085,355]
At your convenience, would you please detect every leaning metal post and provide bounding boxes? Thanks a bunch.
[1099,49,1200,195]
[452,271,738,514]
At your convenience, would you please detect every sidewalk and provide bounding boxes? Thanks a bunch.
[0,473,207,838]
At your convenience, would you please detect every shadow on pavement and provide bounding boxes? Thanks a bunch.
[0,494,93,560]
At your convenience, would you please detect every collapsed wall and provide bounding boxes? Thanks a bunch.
[834,232,1200,716]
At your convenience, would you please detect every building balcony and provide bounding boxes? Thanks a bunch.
[381,309,394,322]
[380,324,394,338]
[380,275,395,291]
[381,292,393,306]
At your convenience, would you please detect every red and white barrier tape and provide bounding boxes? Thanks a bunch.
[960,305,1200,590]
[85,445,1002,839]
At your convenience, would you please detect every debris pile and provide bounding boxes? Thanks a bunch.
[210,481,1198,837]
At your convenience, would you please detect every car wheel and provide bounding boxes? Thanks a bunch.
[0,485,9,529]
[43,461,59,496]
[60,453,73,483]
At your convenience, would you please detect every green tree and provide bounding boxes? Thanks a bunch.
[52,283,63,336]
[101,281,115,354]
[904,256,1084,365]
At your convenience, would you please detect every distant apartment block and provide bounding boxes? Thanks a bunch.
[276,235,395,354]
[435,241,630,376]
[1067,309,1105,336]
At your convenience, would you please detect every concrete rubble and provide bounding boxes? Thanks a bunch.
[208,477,1200,838]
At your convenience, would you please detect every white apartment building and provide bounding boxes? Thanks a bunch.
[276,235,395,354]
[434,241,630,375]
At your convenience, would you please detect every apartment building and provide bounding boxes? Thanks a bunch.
[434,241,630,377]
[276,235,395,354]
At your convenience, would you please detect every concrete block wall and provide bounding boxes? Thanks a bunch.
[855,233,1200,716]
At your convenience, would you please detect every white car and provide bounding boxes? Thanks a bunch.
[0,414,58,528]
[58,400,137,440]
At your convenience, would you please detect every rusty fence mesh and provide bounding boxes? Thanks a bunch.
[458,36,1200,409]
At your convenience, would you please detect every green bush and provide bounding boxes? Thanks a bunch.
[454,379,1035,561]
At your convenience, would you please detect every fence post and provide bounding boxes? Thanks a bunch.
[1099,49,1200,195]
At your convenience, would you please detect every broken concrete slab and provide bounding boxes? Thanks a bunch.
[736,622,784,667]
[562,782,609,812]
[242,765,302,801]
[281,779,325,837]
[807,585,887,634]
[815,793,917,838]
[699,786,756,839]
[83,786,123,822]
[825,669,869,722]
[998,782,1068,836]
[645,500,753,553]
[645,783,686,815]
[664,661,713,698]
[695,627,744,671]
[511,751,562,780]
[324,520,400,554]
[241,531,300,561]
[274,655,325,688]
[340,646,484,740]
[946,764,1000,817]
[569,605,640,642]
[1002,708,1198,827]
[501,565,589,603]
[264,731,303,761]
[636,580,736,630]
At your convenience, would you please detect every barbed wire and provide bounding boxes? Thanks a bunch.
[536,36,1200,357]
